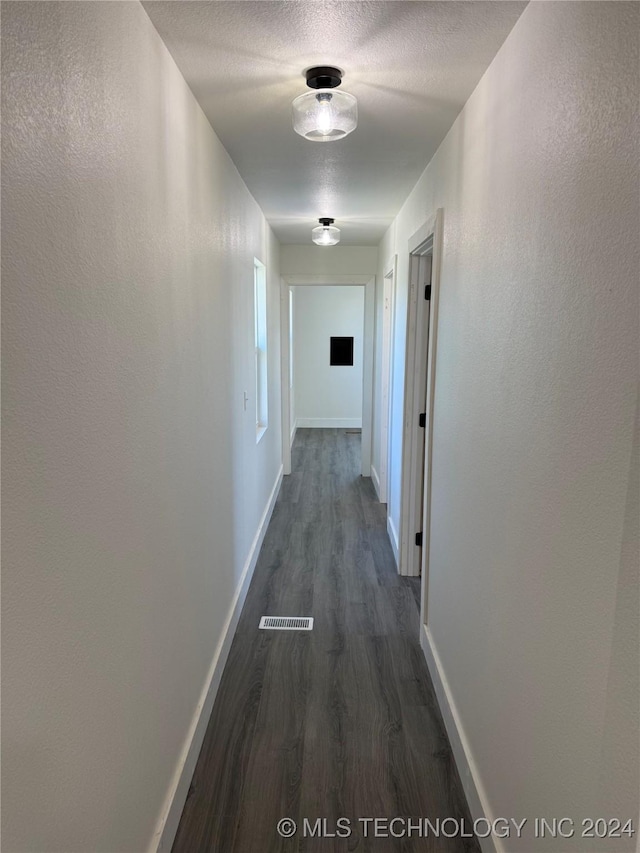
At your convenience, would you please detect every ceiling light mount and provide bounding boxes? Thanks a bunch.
[292,67,357,142]
[312,218,340,246]
[305,66,343,90]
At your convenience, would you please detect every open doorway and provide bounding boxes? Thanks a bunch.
[398,211,443,629]
[291,285,364,433]
[280,275,375,477]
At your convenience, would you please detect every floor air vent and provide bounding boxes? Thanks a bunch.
[259,616,314,631]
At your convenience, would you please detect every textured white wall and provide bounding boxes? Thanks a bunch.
[374,2,639,848]
[294,286,364,426]
[1,3,281,852]
[280,244,378,277]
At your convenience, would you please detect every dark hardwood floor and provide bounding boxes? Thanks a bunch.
[172,429,479,853]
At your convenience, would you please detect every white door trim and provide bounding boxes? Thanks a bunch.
[280,274,375,477]
[399,247,432,577]
[398,210,443,597]
[419,209,444,624]
[378,256,397,504]
[279,279,292,476]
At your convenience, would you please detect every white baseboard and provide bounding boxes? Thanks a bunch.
[296,418,362,429]
[370,464,381,501]
[290,417,297,448]
[386,513,399,568]
[150,465,284,853]
[420,625,499,853]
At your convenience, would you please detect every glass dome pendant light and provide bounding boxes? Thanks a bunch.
[292,67,357,142]
[312,218,340,246]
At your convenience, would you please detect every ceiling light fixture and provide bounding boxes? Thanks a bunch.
[292,67,357,142]
[312,218,340,246]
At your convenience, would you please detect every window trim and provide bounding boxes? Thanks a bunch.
[254,258,268,442]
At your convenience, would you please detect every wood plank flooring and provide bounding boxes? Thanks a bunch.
[172,429,479,853]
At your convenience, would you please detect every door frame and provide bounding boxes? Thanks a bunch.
[280,274,375,477]
[398,210,443,602]
[376,255,397,503]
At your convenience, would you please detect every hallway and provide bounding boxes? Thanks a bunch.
[173,430,478,852]
[3,3,637,851]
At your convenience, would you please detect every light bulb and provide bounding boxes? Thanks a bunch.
[315,93,333,136]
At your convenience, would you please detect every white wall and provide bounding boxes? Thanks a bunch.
[374,2,639,849]
[293,286,364,428]
[281,244,378,277]
[1,3,282,852]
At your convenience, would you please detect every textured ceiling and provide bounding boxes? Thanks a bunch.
[142,1,527,245]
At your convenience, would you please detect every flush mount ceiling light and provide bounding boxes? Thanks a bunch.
[312,218,340,246]
[292,67,357,142]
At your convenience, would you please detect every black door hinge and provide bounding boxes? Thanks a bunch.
[418,412,426,428]
[415,532,423,547]
[425,284,431,300]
